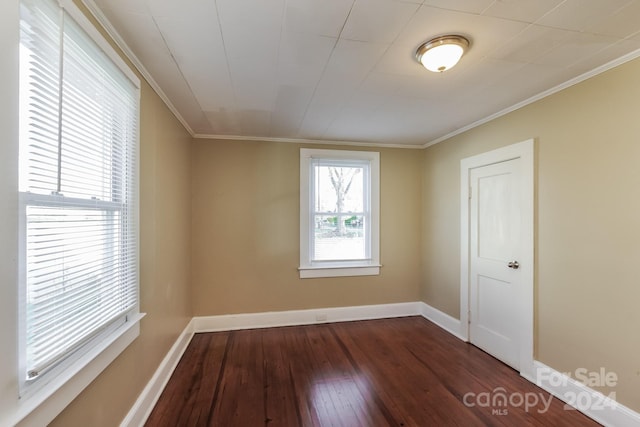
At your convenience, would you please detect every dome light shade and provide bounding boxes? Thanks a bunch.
[416,35,470,72]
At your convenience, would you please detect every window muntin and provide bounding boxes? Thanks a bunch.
[18,0,139,393]
[300,149,380,278]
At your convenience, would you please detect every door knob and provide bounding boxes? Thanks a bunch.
[508,261,520,269]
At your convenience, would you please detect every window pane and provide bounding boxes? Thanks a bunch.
[19,0,62,195]
[60,14,136,201]
[25,205,135,376]
[314,165,364,213]
[313,215,366,261]
[19,0,139,387]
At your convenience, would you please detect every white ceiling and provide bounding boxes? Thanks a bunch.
[89,0,640,147]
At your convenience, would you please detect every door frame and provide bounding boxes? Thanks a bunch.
[460,139,534,378]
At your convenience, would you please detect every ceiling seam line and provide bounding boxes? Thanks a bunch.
[213,0,240,130]
[295,0,357,138]
[267,0,288,137]
[149,14,208,125]
[320,1,424,140]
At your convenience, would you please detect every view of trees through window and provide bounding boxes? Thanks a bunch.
[313,163,367,261]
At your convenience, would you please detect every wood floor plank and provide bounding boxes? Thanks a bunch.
[330,319,487,427]
[147,317,601,427]
[280,326,325,426]
[145,332,230,427]
[209,329,266,426]
[295,325,394,427]
[261,327,305,426]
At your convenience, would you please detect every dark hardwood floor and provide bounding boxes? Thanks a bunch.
[146,316,600,426]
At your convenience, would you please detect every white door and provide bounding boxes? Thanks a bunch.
[469,158,523,370]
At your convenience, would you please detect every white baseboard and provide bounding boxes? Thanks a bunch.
[418,301,466,341]
[532,361,640,427]
[193,302,421,332]
[120,319,195,427]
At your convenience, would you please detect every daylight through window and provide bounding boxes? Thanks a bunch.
[18,0,140,393]
[311,160,368,261]
[300,149,380,278]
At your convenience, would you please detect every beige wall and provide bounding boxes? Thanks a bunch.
[191,140,422,315]
[421,58,640,410]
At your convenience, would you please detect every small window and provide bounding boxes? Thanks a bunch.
[299,148,380,278]
[18,0,140,396]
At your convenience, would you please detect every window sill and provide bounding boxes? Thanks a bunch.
[299,265,381,279]
[8,313,145,426]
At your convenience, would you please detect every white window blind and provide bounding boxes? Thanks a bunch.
[19,0,139,389]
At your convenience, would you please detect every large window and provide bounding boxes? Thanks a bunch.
[18,0,140,399]
[299,149,380,278]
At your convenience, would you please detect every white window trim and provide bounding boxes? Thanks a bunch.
[0,0,143,425]
[61,0,140,89]
[8,314,144,426]
[299,148,380,278]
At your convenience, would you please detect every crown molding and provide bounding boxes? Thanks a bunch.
[193,133,425,149]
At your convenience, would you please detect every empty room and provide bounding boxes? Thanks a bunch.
[1,0,640,426]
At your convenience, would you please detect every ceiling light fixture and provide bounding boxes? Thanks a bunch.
[415,35,470,73]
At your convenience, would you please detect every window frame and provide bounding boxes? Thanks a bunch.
[3,0,143,424]
[299,148,380,278]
